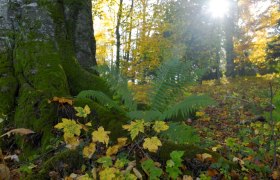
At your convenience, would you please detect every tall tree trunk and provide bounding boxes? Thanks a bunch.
[116,0,123,72]
[125,0,134,62]
[0,0,109,150]
[224,0,237,77]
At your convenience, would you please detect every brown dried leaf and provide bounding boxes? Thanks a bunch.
[0,128,35,138]
[133,168,143,179]
[0,164,10,180]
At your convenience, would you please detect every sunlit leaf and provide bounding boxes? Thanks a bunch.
[75,105,91,118]
[153,121,169,133]
[92,127,110,146]
[122,120,146,140]
[83,143,96,159]
[143,137,162,153]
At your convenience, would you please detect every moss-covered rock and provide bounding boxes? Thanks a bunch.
[74,98,128,141]
[13,41,69,152]
[0,51,18,119]
[26,149,82,180]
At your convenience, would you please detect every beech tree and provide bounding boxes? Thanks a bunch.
[0,0,109,148]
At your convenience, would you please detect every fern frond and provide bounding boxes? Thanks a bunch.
[160,122,200,144]
[127,110,162,122]
[95,65,137,111]
[150,59,200,112]
[77,90,122,111]
[161,95,215,120]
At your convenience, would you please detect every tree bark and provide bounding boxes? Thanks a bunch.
[116,0,123,72]
[0,0,109,150]
[224,0,237,77]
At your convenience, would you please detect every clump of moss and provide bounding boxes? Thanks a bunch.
[13,41,70,152]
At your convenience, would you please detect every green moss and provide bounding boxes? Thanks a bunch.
[47,0,111,96]
[13,41,70,152]
[0,50,18,144]
[26,149,82,180]
[74,98,128,141]
[0,51,18,117]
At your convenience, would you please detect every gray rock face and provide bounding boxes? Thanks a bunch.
[0,0,12,52]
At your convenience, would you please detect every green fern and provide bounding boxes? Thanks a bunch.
[77,90,123,111]
[160,122,200,144]
[161,95,215,120]
[150,59,203,112]
[127,110,162,122]
[93,65,137,111]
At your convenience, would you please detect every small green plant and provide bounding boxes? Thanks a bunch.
[166,151,185,179]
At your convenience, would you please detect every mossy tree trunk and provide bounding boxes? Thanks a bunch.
[0,0,108,150]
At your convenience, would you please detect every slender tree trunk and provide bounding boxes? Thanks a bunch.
[116,0,123,72]
[125,0,134,62]
[224,0,237,77]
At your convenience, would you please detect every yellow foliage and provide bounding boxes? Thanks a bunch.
[64,136,80,150]
[106,137,128,156]
[83,143,96,159]
[117,137,127,147]
[143,137,162,153]
[153,121,169,133]
[74,105,91,118]
[99,167,118,180]
[122,120,146,140]
[55,118,82,137]
[92,127,110,146]
[106,145,120,156]
[196,111,205,117]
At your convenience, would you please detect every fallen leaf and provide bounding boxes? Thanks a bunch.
[133,168,143,179]
[0,164,10,180]
[272,171,279,180]
[92,127,110,146]
[142,137,162,153]
[49,97,73,105]
[4,155,19,162]
[201,153,212,161]
[1,128,35,138]
[207,169,218,177]
[183,175,193,180]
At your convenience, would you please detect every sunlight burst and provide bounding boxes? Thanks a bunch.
[208,0,229,18]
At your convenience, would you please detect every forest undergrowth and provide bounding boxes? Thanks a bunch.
[1,75,280,180]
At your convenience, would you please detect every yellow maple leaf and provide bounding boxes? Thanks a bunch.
[143,137,162,153]
[153,121,169,133]
[99,167,118,180]
[106,145,120,156]
[92,127,110,146]
[117,137,127,147]
[122,120,146,140]
[64,136,80,150]
[74,105,91,118]
[83,143,96,159]
[55,118,82,136]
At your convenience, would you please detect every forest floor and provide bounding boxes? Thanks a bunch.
[1,75,280,179]
[133,75,280,178]
[189,75,280,178]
